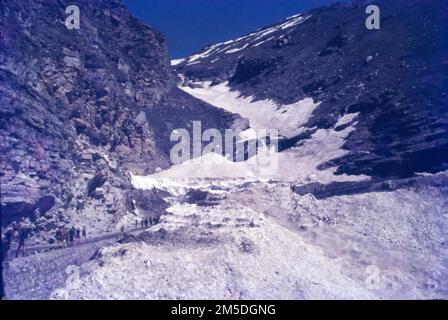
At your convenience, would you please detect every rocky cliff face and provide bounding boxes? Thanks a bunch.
[175,0,448,178]
[0,0,241,241]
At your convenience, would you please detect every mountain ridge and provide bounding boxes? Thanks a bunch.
[175,0,448,178]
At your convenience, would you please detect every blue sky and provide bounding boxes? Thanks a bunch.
[123,0,346,59]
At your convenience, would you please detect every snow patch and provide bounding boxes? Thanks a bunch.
[130,121,367,194]
[226,44,249,54]
[252,36,275,47]
[336,112,360,127]
[171,58,185,66]
[183,15,311,64]
[252,15,310,41]
[179,81,320,138]
[129,80,369,186]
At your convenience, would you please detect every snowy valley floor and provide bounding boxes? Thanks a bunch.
[48,175,448,300]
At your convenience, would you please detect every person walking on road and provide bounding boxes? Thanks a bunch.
[3,229,14,260]
[56,227,64,247]
[63,227,70,247]
[15,227,27,258]
[74,227,80,245]
[82,226,87,240]
[120,225,126,239]
[69,226,76,246]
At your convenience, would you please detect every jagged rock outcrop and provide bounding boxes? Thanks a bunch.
[292,171,448,199]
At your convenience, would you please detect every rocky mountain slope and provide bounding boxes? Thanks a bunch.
[2,0,447,300]
[0,0,242,240]
[175,0,448,178]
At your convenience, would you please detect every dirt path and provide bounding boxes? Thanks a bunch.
[5,226,152,259]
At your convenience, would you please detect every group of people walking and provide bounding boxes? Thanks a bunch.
[119,217,160,239]
[2,223,88,260]
[55,226,87,247]
[2,216,160,261]
[135,217,159,229]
